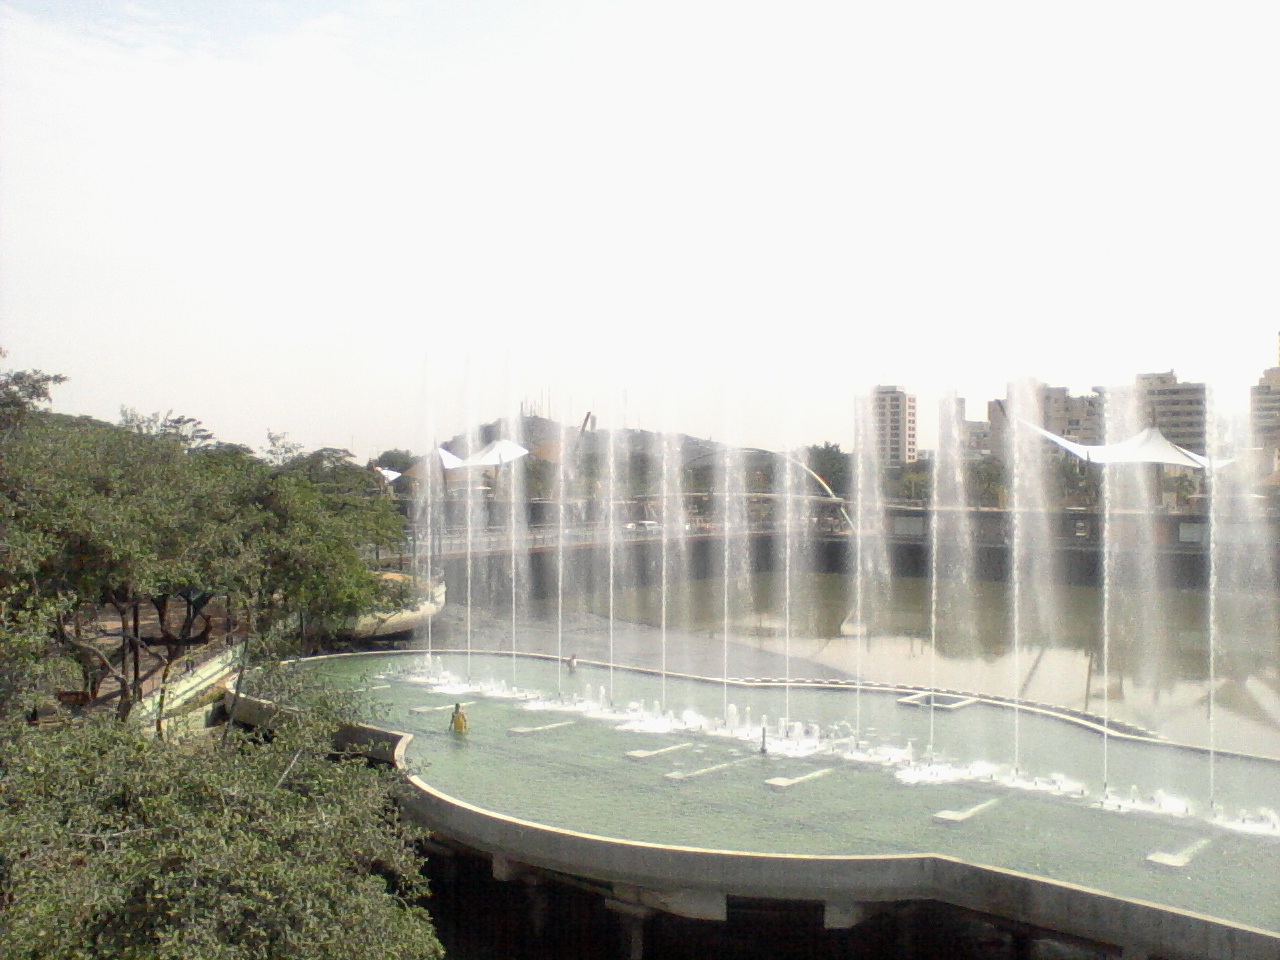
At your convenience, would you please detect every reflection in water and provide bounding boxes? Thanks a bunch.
[583,572,1280,759]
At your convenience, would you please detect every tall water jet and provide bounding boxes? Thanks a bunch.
[1205,398,1278,806]
[502,412,530,685]
[849,391,891,739]
[418,397,441,657]
[716,437,748,715]
[654,419,690,713]
[780,442,797,723]
[554,417,570,695]
[1099,383,1166,790]
[604,409,618,706]
[460,420,479,681]
[927,393,978,758]
[1006,381,1064,773]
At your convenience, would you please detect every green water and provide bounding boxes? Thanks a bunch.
[567,573,1280,759]
[303,652,1280,932]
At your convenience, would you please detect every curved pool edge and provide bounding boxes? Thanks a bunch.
[299,647,1280,766]
[399,775,1280,960]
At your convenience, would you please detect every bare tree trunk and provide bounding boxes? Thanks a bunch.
[116,605,132,719]
[222,604,255,748]
[153,653,176,740]
[132,604,142,703]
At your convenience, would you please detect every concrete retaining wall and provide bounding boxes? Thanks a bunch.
[223,690,283,728]
[131,647,242,725]
[332,723,414,768]
[400,777,1280,960]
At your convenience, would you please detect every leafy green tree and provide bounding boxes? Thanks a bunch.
[249,447,409,646]
[520,456,557,501]
[0,599,79,723]
[370,449,420,501]
[0,414,200,715]
[1053,451,1100,508]
[262,430,304,466]
[1,414,411,720]
[805,442,851,498]
[371,449,416,475]
[0,695,443,960]
[0,349,66,439]
[1163,468,1199,511]
[119,408,216,450]
[899,465,931,502]
[966,455,1006,508]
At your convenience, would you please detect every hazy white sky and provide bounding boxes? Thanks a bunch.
[2,0,1278,457]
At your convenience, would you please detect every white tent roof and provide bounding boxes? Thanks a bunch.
[466,439,529,466]
[437,439,530,469]
[1022,421,1224,469]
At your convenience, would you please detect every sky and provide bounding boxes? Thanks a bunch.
[2,0,1279,458]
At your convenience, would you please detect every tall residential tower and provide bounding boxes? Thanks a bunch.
[873,385,917,463]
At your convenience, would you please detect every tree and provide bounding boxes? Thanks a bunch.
[1052,451,1100,508]
[1,414,412,719]
[805,442,851,498]
[371,449,416,475]
[370,449,420,501]
[262,430,304,466]
[520,456,557,501]
[966,455,1006,508]
[0,689,444,960]
[899,466,931,502]
[0,412,254,716]
[119,408,216,449]
[0,349,66,439]
[1163,468,1199,511]
[0,599,79,723]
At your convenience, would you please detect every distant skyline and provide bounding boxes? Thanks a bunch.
[3,1,1279,459]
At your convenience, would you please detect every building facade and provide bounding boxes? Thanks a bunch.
[873,386,917,463]
[987,381,1102,454]
[1134,371,1206,454]
[1250,336,1280,456]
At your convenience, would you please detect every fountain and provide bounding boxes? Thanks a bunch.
[305,382,1280,953]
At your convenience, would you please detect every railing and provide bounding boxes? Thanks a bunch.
[425,509,1236,559]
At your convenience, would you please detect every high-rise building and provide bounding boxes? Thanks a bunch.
[964,419,992,458]
[1250,333,1280,455]
[873,386,917,463]
[1134,371,1206,454]
[987,382,1102,453]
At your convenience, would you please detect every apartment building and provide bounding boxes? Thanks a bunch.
[1134,371,1206,454]
[873,385,917,463]
[987,381,1102,453]
[1251,342,1280,455]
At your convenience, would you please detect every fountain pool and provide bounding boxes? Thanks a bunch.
[300,650,1280,939]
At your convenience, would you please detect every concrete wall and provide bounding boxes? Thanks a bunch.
[400,777,1280,960]
[332,723,414,768]
[131,646,242,725]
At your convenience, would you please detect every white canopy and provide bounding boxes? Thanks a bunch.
[436,439,529,469]
[1021,421,1225,469]
[466,439,530,466]
[437,447,466,469]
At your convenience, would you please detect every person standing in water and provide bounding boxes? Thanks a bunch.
[449,703,468,734]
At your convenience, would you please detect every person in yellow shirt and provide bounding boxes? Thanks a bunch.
[449,703,468,734]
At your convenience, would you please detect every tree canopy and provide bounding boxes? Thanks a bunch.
[0,354,443,958]
[0,358,412,721]
[0,697,443,960]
